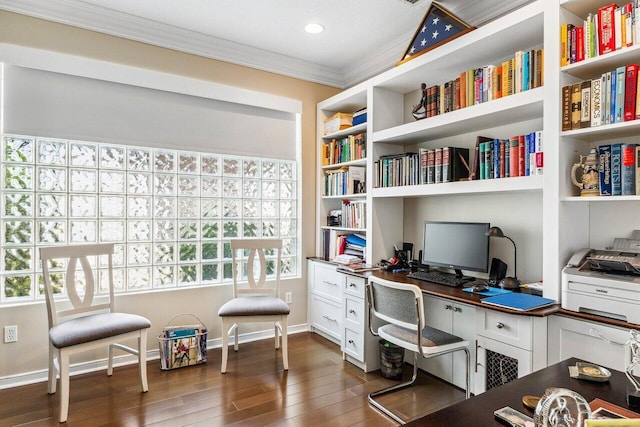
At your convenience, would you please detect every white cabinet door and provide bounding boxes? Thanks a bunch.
[548,315,632,372]
[421,294,476,391]
[475,335,532,395]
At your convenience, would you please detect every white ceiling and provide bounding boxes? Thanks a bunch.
[0,0,532,88]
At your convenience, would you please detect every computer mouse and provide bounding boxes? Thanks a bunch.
[472,283,489,292]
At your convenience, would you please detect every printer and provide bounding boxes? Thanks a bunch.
[562,244,640,325]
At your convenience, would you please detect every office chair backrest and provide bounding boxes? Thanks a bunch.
[40,243,116,328]
[368,277,425,331]
[230,239,282,298]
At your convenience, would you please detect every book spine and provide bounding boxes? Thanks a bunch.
[598,4,616,55]
[622,143,637,195]
[604,71,611,124]
[636,145,640,195]
[598,145,612,196]
[442,147,452,183]
[503,140,509,178]
[615,65,626,123]
[562,85,572,131]
[518,135,525,177]
[493,140,500,179]
[580,80,591,128]
[479,142,486,180]
[435,148,443,183]
[420,148,427,185]
[610,70,617,124]
[591,78,602,127]
[524,133,531,176]
[571,82,582,129]
[624,64,638,121]
[483,142,491,180]
[427,150,435,184]
[576,26,585,62]
[611,143,622,196]
[509,136,519,177]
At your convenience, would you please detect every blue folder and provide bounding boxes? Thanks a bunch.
[462,287,513,297]
[481,292,555,311]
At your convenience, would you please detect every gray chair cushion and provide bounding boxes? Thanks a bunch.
[380,323,463,348]
[218,296,290,317]
[49,312,151,349]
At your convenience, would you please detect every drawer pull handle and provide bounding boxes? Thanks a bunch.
[348,339,354,344]
[496,322,504,329]
[323,315,338,323]
[589,328,625,347]
[349,309,356,314]
[323,281,338,286]
[453,306,462,313]
[349,283,357,288]
[445,304,453,310]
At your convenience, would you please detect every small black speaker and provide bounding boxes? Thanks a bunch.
[488,257,507,286]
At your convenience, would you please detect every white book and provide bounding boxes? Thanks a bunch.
[591,78,602,127]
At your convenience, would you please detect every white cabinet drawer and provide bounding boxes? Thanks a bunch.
[476,308,532,350]
[344,294,365,329]
[344,274,366,298]
[343,327,364,362]
[312,263,343,302]
[310,294,342,340]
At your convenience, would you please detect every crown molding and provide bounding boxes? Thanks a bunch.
[0,0,348,88]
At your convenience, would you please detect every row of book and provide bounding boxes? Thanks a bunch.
[417,49,544,118]
[340,199,366,230]
[562,63,640,130]
[597,143,640,196]
[322,165,365,196]
[561,2,640,66]
[321,132,366,166]
[321,230,366,262]
[473,132,544,180]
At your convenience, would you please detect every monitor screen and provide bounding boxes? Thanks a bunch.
[421,221,490,275]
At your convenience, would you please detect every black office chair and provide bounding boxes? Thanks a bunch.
[366,276,471,424]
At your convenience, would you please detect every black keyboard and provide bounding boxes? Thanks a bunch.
[406,270,468,287]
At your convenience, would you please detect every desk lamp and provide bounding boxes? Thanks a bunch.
[486,226,521,289]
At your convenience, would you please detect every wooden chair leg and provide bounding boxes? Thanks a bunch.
[59,351,70,423]
[107,343,114,376]
[274,323,280,349]
[281,317,288,371]
[139,330,149,392]
[234,324,239,352]
[48,344,57,394]
[221,320,229,373]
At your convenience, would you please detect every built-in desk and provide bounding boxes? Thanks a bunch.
[406,357,638,426]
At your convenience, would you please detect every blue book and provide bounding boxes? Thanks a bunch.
[598,144,612,196]
[611,143,622,196]
[524,133,531,176]
[481,293,555,311]
[615,65,626,123]
[493,139,500,178]
[610,70,617,124]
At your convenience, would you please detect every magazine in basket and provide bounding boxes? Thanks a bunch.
[158,320,208,370]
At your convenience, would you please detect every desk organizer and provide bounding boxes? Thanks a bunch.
[158,313,207,370]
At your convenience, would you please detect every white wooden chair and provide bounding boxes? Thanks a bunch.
[217,239,289,373]
[366,276,470,424]
[40,243,151,423]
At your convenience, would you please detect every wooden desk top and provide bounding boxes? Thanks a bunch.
[371,270,559,317]
[406,357,638,426]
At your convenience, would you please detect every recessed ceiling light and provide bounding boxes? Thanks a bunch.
[304,23,324,34]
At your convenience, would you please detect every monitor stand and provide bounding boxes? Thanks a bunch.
[454,269,475,282]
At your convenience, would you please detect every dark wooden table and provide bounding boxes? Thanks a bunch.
[406,357,637,426]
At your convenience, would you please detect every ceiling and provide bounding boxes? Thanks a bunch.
[0,0,532,88]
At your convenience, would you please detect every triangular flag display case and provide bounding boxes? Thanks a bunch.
[397,2,474,66]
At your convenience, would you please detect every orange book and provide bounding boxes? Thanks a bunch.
[460,71,467,108]
[508,136,520,177]
[495,65,503,99]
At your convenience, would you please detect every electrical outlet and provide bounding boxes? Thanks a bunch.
[285,291,292,304]
[4,325,17,343]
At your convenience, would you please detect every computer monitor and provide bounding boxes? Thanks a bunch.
[421,221,490,279]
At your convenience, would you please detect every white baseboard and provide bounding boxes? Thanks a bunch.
[0,323,309,390]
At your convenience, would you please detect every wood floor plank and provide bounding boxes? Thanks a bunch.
[0,332,463,426]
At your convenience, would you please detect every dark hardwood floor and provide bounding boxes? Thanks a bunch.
[0,333,464,426]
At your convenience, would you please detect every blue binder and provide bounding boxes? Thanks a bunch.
[481,293,555,311]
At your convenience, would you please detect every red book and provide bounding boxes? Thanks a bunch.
[624,64,638,121]
[518,135,526,177]
[598,4,617,55]
[576,26,585,62]
[508,136,519,177]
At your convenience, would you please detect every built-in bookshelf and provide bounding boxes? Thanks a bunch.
[557,0,640,277]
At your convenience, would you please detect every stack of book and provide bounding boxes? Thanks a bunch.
[561,63,639,130]
[323,112,353,135]
[321,230,366,262]
[561,2,640,66]
[323,165,365,196]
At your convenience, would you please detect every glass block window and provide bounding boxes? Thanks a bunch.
[1,135,298,303]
